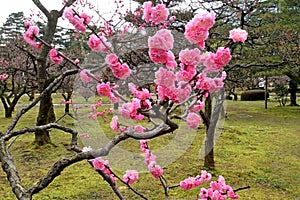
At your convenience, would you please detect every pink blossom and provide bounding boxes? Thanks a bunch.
[201,170,212,182]
[118,98,144,120]
[166,51,177,70]
[184,25,209,46]
[175,81,192,103]
[129,83,151,100]
[123,170,139,184]
[92,157,108,171]
[110,116,119,132]
[0,74,9,80]
[80,12,92,25]
[176,65,196,82]
[180,176,203,190]
[63,7,74,20]
[149,48,168,64]
[151,4,169,25]
[142,2,169,25]
[142,1,152,22]
[229,28,248,43]
[97,83,112,96]
[148,29,174,51]
[23,25,39,47]
[186,112,201,129]
[87,34,111,52]
[200,188,210,198]
[80,69,92,83]
[212,47,232,69]
[179,48,202,66]
[148,161,163,179]
[111,63,131,80]
[157,85,177,102]
[190,100,205,112]
[192,10,215,30]
[49,49,63,64]
[154,67,176,88]
[105,53,119,67]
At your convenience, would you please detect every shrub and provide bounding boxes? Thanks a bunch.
[241,89,269,101]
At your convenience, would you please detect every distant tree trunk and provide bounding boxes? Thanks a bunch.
[204,89,225,169]
[289,79,298,106]
[204,95,214,169]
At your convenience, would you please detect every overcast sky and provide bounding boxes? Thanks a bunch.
[0,0,139,26]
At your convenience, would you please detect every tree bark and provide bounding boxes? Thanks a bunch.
[289,79,299,106]
[204,95,214,169]
[34,10,60,146]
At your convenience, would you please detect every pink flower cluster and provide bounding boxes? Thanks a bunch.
[142,1,169,25]
[195,72,226,93]
[87,34,112,53]
[96,82,120,103]
[63,7,92,33]
[140,140,163,179]
[110,116,120,132]
[79,69,93,83]
[88,98,112,120]
[180,170,212,190]
[148,29,176,69]
[199,175,240,199]
[118,98,144,121]
[91,157,116,183]
[154,67,192,104]
[186,112,201,129]
[0,74,8,80]
[105,53,131,80]
[49,49,63,64]
[123,170,139,184]
[202,47,232,72]
[229,28,248,43]
[23,25,41,49]
[184,10,215,49]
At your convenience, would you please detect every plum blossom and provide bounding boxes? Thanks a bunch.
[154,67,176,88]
[148,29,173,51]
[23,25,40,47]
[179,48,202,66]
[111,63,131,80]
[148,161,163,179]
[190,100,205,112]
[105,53,119,67]
[80,69,92,83]
[180,176,203,190]
[110,116,119,132]
[123,170,139,184]
[118,98,144,120]
[49,49,63,64]
[229,28,248,43]
[186,112,201,129]
[142,1,169,25]
[87,34,111,52]
[184,10,215,49]
[97,83,112,97]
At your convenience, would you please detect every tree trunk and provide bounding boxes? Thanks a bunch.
[35,90,53,146]
[204,95,214,169]
[289,79,298,106]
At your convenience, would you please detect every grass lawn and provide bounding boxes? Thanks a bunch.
[0,98,299,199]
